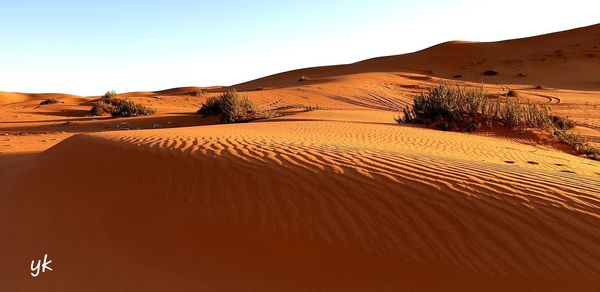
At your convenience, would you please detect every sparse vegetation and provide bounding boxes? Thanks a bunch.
[90,101,115,116]
[507,90,519,97]
[550,115,576,130]
[397,83,599,160]
[109,98,156,117]
[103,90,118,100]
[89,90,155,117]
[197,90,272,123]
[40,98,60,105]
[398,83,553,130]
[554,130,600,160]
[191,89,208,97]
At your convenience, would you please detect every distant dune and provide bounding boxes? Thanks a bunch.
[1,24,600,291]
[235,23,600,91]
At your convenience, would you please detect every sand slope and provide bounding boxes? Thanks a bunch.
[2,114,600,291]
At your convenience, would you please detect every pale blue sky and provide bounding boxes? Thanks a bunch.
[1,0,598,95]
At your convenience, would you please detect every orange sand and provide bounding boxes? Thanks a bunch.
[1,24,600,291]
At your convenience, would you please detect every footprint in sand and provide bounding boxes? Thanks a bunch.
[527,161,539,165]
[504,161,516,164]
[555,163,566,167]
[560,170,576,174]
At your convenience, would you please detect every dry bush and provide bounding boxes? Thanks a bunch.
[553,130,600,161]
[191,89,208,97]
[398,83,551,130]
[90,101,115,116]
[102,90,118,100]
[396,83,600,160]
[40,98,59,105]
[197,90,272,123]
[109,98,156,117]
[90,90,155,117]
[550,115,576,130]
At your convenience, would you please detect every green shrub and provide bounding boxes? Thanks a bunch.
[40,98,60,105]
[197,90,271,123]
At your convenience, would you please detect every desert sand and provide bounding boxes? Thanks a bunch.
[1,24,600,291]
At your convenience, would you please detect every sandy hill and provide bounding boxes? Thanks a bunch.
[1,24,600,291]
[235,23,600,91]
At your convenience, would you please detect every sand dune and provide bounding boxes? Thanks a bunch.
[236,23,600,91]
[2,115,600,291]
[2,24,600,291]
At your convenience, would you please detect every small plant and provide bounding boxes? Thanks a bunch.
[398,83,487,127]
[398,83,553,130]
[507,90,519,97]
[397,83,598,160]
[191,89,208,97]
[550,115,576,130]
[90,91,155,117]
[110,98,156,117]
[40,98,59,105]
[197,90,272,123]
[90,101,115,116]
[554,130,600,161]
[103,90,118,100]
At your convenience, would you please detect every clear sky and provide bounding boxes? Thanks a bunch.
[1,0,598,95]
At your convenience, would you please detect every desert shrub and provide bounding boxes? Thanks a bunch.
[40,98,59,105]
[554,130,600,161]
[103,90,118,100]
[507,90,519,97]
[197,95,221,116]
[197,90,271,123]
[397,83,600,160]
[191,89,208,97]
[90,101,115,116]
[398,83,551,130]
[89,93,155,117]
[398,83,486,126]
[109,98,156,117]
[550,115,576,130]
